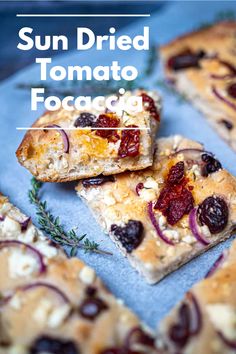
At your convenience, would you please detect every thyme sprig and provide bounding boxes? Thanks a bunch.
[29,177,112,256]
[155,79,188,103]
[197,9,235,30]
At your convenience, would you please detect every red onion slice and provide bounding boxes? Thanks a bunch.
[168,292,202,348]
[125,327,155,349]
[0,215,4,222]
[147,202,174,245]
[212,85,236,112]
[186,292,202,335]
[136,183,144,196]
[45,124,70,153]
[171,148,213,160]
[19,217,31,232]
[205,250,228,278]
[210,60,236,80]
[189,208,210,246]
[0,240,46,274]
[2,282,69,305]
[217,331,236,349]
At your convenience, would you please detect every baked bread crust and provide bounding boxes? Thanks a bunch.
[158,239,236,354]
[0,194,157,353]
[76,135,236,284]
[160,21,236,151]
[16,90,161,182]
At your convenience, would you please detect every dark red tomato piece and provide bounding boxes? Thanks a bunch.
[155,162,194,225]
[94,113,120,142]
[118,125,140,158]
[141,93,160,121]
[167,161,185,185]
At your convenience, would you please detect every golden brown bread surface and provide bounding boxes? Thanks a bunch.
[158,239,236,354]
[76,135,236,284]
[0,194,157,354]
[160,21,236,151]
[16,90,161,182]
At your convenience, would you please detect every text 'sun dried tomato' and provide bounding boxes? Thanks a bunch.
[141,93,160,121]
[155,161,194,225]
[94,113,120,142]
[118,125,140,158]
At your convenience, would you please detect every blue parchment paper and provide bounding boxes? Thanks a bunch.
[0,1,236,329]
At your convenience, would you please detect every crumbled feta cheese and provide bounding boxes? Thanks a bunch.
[8,250,39,278]
[33,299,52,324]
[173,135,182,150]
[0,202,11,215]
[1,216,21,238]
[190,164,201,177]
[139,188,156,202]
[79,266,96,285]
[144,177,159,190]
[9,294,22,310]
[36,241,58,259]
[182,234,196,245]
[159,215,166,229]
[207,304,236,340]
[104,191,116,206]
[8,345,27,354]
[18,225,36,243]
[47,304,71,328]
[164,229,179,241]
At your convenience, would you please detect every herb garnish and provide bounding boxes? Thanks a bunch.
[29,177,112,256]
[155,79,188,103]
[197,10,235,30]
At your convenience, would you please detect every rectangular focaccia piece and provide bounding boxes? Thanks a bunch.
[157,239,236,354]
[76,135,236,284]
[16,90,161,182]
[159,21,236,151]
[0,194,157,354]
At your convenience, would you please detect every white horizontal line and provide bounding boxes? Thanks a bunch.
[16,14,150,18]
[16,127,150,131]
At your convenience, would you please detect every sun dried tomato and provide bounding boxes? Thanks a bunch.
[118,125,140,158]
[167,161,185,185]
[167,189,194,225]
[141,93,160,121]
[154,161,194,225]
[94,113,120,142]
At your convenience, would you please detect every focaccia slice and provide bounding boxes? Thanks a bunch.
[159,21,236,151]
[157,239,236,354]
[76,135,236,284]
[16,90,161,182]
[0,193,64,265]
[0,194,157,354]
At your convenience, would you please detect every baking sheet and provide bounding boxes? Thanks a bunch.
[0,0,236,329]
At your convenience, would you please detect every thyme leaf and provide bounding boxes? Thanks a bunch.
[29,177,112,256]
